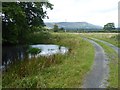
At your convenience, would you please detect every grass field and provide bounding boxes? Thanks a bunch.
[2,33,95,88]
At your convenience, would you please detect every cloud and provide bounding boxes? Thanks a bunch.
[44,0,119,27]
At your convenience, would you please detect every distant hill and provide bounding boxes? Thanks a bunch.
[45,22,103,30]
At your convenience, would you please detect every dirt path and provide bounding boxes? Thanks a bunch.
[82,38,109,88]
[90,37,119,54]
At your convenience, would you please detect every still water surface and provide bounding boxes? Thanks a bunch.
[2,44,68,68]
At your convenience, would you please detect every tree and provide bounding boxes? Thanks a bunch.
[103,23,115,31]
[2,2,27,44]
[59,27,65,32]
[53,24,59,32]
[2,2,53,45]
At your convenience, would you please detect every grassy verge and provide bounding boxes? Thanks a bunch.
[2,33,95,88]
[80,33,120,47]
[89,38,118,88]
[28,31,53,44]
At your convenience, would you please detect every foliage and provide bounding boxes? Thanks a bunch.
[31,26,48,32]
[103,23,115,31]
[59,27,65,32]
[52,25,65,32]
[28,31,53,44]
[2,2,53,45]
[27,47,41,57]
[53,24,59,32]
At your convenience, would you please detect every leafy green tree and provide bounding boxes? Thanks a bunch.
[2,2,53,45]
[103,23,115,31]
[59,27,65,32]
[2,2,27,44]
[53,24,59,32]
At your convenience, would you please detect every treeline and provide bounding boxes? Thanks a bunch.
[2,2,53,45]
[80,30,120,33]
[50,22,119,33]
[65,30,120,33]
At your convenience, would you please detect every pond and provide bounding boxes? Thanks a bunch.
[29,45,68,57]
[2,44,68,69]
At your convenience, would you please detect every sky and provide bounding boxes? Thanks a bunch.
[43,0,119,27]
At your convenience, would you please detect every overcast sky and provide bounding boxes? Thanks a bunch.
[43,0,119,27]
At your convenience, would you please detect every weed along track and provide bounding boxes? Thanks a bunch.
[82,38,109,88]
[90,38,120,54]
[88,37,119,88]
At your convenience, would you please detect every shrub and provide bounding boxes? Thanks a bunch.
[27,47,41,57]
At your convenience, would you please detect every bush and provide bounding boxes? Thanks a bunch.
[27,47,41,57]
[28,31,53,44]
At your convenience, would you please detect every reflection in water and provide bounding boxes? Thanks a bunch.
[2,45,29,68]
[2,44,68,69]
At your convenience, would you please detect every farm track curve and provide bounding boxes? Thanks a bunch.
[82,38,109,88]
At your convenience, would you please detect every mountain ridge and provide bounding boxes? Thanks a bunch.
[45,22,103,30]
